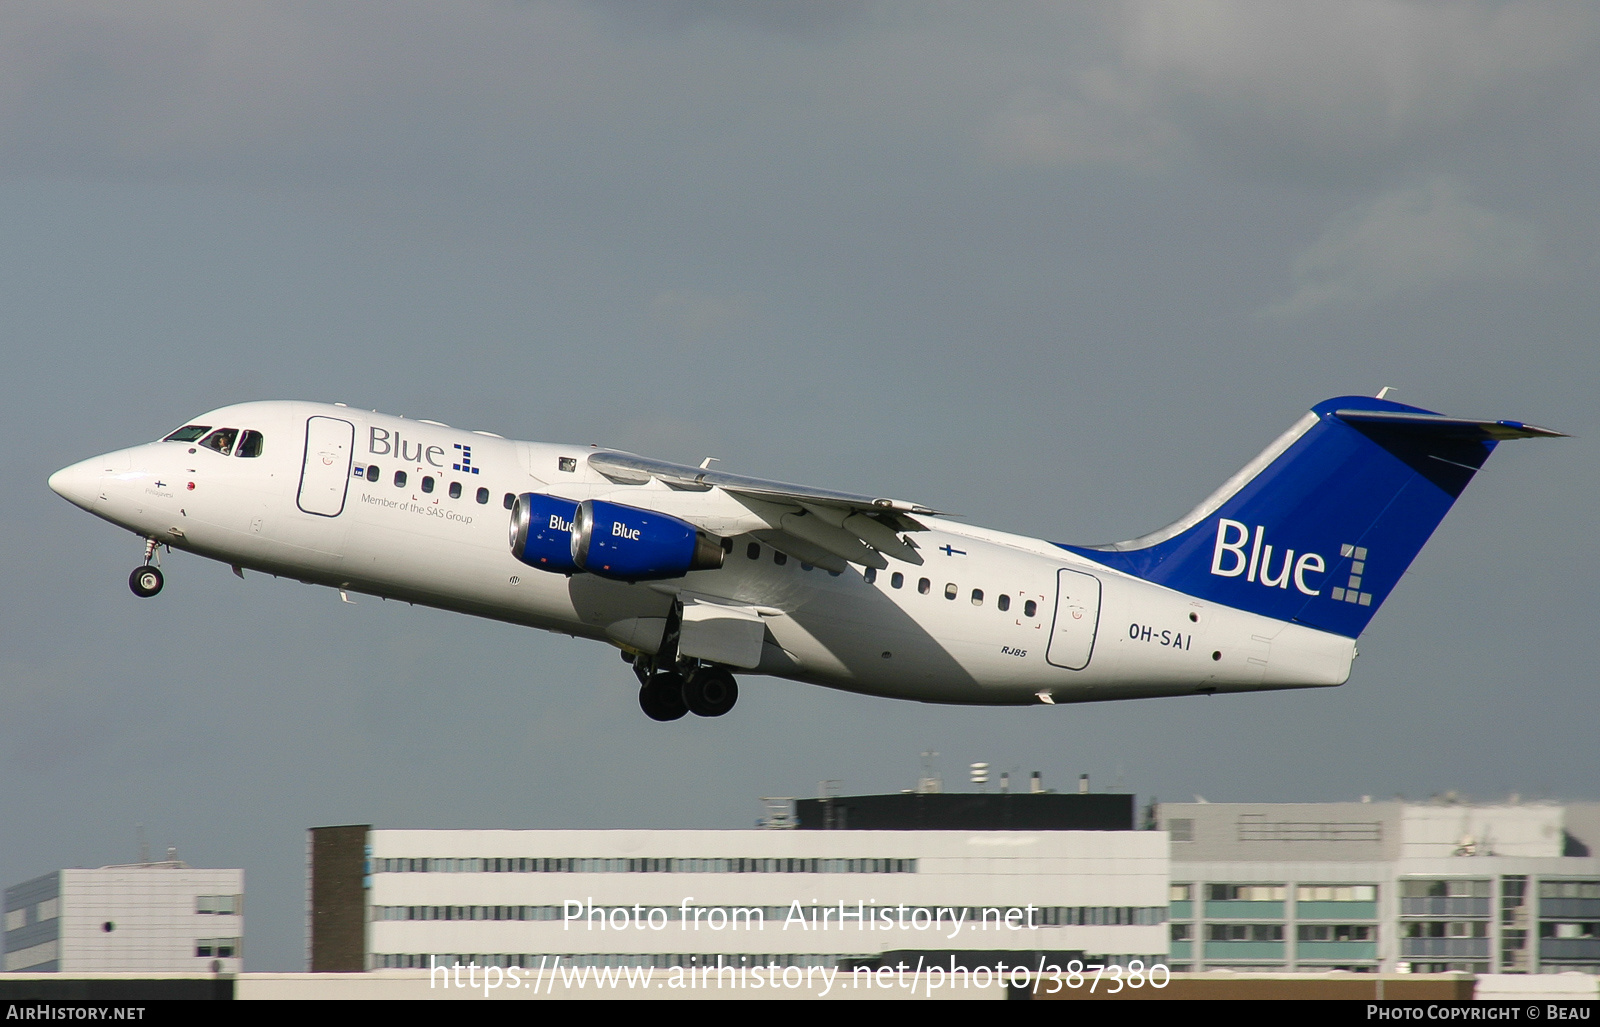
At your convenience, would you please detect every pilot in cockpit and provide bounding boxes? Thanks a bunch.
[200,428,238,456]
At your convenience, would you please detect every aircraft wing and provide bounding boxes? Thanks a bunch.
[588,451,939,571]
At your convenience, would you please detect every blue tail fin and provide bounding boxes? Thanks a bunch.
[1058,396,1564,638]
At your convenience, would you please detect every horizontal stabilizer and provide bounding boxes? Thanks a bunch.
[1334,409,1568,441]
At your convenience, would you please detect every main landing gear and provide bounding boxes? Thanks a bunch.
[129,538,164,598]
[632,659,740,722]
[627,601,740,722]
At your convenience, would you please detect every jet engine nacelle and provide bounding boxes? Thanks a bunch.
[571,499,725,581]
[509,493,582,574]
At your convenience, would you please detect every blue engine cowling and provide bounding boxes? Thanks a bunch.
[509,493,581,574]
[571,499,725,581]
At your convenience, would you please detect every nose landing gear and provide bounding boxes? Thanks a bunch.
[129,538,164,598]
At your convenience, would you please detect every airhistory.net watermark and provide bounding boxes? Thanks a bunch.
[427,956,1170,998]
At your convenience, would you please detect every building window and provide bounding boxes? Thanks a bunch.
[1208,884,1286,901]
[1299,924,1375,942]
[1208,924,1283,942]
[1404,921,1488,939]
[1403,880,1492,898]
[1171,923,1193,941]
[1169,819,1194,842]
[1297,885,1377,902]
[1171,884,1193,902]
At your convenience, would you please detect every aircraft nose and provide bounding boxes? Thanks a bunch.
[48,458,105,511]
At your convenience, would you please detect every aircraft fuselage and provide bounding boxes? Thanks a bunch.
[49,400,1356,709]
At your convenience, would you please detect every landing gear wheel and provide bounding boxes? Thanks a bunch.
[683,667,738,717]
[129,566,164,598]
[639,673,688,722]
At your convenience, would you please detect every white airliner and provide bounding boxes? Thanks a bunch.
[48,395,1561,721]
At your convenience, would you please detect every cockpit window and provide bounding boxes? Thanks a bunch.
[199,428,238,456]
[236,430,264,458]
[164,425,212,443]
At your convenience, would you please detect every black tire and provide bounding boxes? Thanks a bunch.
[683,667,738,717]
[639,673,688,722]
[129,566,164,598]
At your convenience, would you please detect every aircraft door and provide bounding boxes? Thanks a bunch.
[1046,568,1102,671]
[297,416,355,517]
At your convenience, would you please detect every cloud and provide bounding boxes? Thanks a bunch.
[584,0,875,40]
[982,1,1600,176]
[1258,177,1546,317]
[649,288,754,345]
[0,1,1594,195]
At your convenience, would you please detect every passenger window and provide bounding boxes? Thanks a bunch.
[449,481,462,500]
[476,488,489,504]
[236,430,265,458]
[944,583,957,600]
[199,428,238,456]
[1024,600,1038,618]
[164,425,212,443]
[864,567,877,584]
[773,551,787,566]
[366,465,379,482]
[917,578,930,595]
[971,589,984,605]
[801,563,813,572]
[421,476,435,494]
[503,493,515,510]
[747,542,760,560]
[395,471,407,488]
[891,572,904,589]
[998,594,1011,612]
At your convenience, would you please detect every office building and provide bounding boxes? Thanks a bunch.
[4,859,243,973]
[310,792,1168,973]
[1153,798,1600,974]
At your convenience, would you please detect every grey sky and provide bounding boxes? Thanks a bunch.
[3,1,1596,970]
